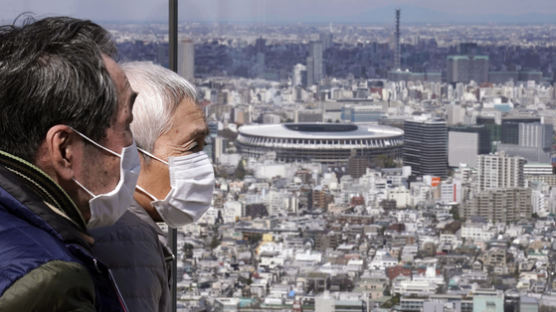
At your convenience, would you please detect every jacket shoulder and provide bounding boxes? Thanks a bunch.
[0,207,78,294]
[0,260,96,312]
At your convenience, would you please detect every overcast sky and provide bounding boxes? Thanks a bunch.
[1,0,556,24]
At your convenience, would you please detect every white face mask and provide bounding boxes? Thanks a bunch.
[136,148,215,228]
[71,128,141,229]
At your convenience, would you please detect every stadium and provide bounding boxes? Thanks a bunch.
[236,123,404,165]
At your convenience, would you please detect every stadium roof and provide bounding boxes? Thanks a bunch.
[238,123,403,139]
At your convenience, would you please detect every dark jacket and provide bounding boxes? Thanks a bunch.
[91,201,172,312]
[0,150,127,311]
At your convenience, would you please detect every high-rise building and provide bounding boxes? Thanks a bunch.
[476,116,500,144]
[403,119,448,178]
[254,37,266,78]
[448,125,491,168]
[518,123,553,151]
[498,121,552,163]
[500,116,540,144]
[319,31,333,50]
[463,188,531,223]
[255,37,266,53]
[254,52,265,78]
[394,9,401,70]
[477,152,525,191]
[306,56,314,86]
[446,55,489,84]
[178,39,195,82]
[292,63,307,87]
[306,41,323,86]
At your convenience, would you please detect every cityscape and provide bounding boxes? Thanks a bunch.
[66,8,556,312]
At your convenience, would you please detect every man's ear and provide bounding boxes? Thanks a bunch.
[45,125,78,181]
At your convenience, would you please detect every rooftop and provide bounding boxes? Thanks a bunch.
[238,123,404,139]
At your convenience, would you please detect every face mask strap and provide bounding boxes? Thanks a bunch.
[135,184,159,202]
[71,127,121,158]
[137,147,169,165]
[72,177,96,198]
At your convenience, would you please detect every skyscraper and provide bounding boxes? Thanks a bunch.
[255,37,266,52]
[306,41,323,86]
[446,55,489,84]
[254,37,266,78]
[178,39,195,82]
[394,9,401,70]
[306,56,314,86]
[319,31,333,50]
[403,119,448,178]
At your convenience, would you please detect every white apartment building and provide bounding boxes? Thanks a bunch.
[223,201,243,223]
[440,180,463,204]
[392,279,438,296]
[524,162,553,175]
[477,152,525,191]
[368,250,399,271]
[387,186,411,208]
[460,222,495,241]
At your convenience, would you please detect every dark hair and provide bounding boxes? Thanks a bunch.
[0,16,118,162]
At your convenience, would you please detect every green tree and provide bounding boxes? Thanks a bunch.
[234,159,246,180]
[451,206,460,220]
[381,294,400,308]
[210,236,221,249]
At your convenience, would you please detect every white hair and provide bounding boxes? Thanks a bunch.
[121,61,197,154]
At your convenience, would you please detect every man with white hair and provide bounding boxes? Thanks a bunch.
[91,61,215,312]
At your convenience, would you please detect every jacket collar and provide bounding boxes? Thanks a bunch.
[0,150,91,245]
[127,200,174,262]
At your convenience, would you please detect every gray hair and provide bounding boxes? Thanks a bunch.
[121,61,197,154]
[0,16,117,162]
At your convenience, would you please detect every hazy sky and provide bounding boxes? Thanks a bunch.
[1,0,556,24]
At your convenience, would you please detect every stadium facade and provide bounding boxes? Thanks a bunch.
[236,123,404,165]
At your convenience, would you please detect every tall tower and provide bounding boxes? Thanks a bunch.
[394,9,401,70]
[178,39,195,82]
[254,37,266,78]
[306,41,323,86]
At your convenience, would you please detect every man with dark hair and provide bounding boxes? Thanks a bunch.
[0,16,139,311]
